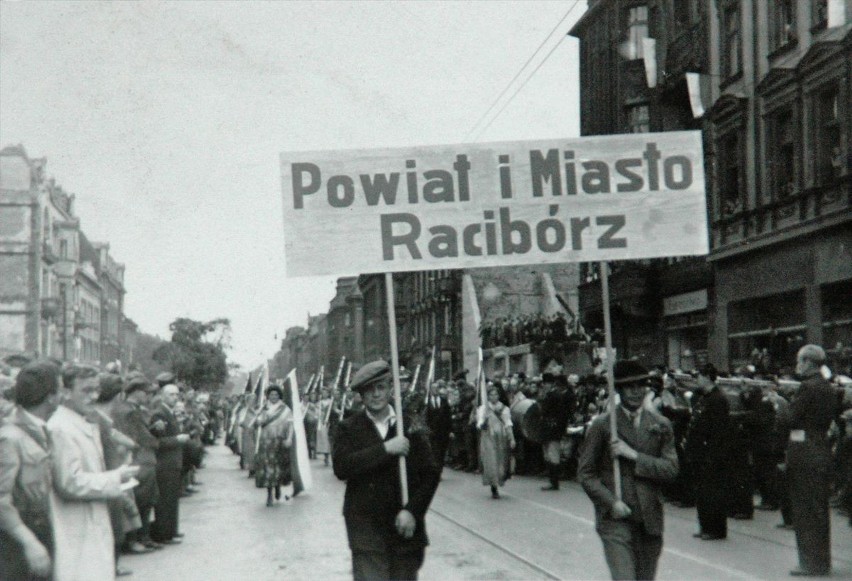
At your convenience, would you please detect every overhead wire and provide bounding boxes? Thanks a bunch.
[464,0,582,141]
[472,33,570,141]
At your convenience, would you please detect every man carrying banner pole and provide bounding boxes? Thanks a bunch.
[578,262,679,580]
[332,273,440,581]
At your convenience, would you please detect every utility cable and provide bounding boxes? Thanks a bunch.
[464,0,581,140]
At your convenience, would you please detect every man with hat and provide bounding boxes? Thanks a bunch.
[578,360,679,581]
[333,360,441,581]
[539,373,576,491]
[112,372,163,551]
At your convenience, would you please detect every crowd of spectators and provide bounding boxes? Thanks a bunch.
[0,355,227,581]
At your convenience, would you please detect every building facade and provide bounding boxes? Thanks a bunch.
[0,145,130,365]
[570,0,850,372]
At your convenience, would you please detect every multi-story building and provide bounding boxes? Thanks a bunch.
[570,0,850,372]
[95,242,125,365]
[0,145,130,365]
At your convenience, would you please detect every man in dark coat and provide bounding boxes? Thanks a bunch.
[684,363,731,540]
[149,384,189,544]
[784,345,839,577]
[333,360,441,581]
[540,374,576,490]
[578,360,679,580]
[113,372,161,550]
[425,381,452,474]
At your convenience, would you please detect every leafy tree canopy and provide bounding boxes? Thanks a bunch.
[153,317,231,390]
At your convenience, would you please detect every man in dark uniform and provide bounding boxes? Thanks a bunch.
[540,374,576,490]
[684,363,731,540]
[333,360,441,581]
[784,345,839,577]
[149,384,189,544]
[578,361,679,580]
[425,380,452,475]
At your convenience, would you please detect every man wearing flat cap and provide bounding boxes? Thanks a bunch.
[578,360,679,580]
[333,360,441,581]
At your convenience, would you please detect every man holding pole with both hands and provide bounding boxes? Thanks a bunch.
[578,360,679,581]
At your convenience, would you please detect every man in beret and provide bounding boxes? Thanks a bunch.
[578,360,679,580]
[0,360,60,581]
[333,360,441,581]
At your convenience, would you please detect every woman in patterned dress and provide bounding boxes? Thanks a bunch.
[254,386,293,506]
[478,386,516,498]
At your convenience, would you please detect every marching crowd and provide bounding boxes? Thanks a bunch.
[0,358,225,581]
[220,342,852,579]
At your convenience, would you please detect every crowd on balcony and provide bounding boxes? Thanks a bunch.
[479,312,602,349]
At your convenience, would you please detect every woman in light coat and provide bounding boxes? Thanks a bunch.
[478,386,515,499]
[253,386,293,506]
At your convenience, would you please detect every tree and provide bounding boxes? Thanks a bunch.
[153,317,230,390]
[132,332,171,380]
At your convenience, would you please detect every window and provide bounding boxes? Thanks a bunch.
[770,109,796,197]
[59,239,68,259]
[812,0,828,29]
[719,133,742,215]
[627,104,650,133]
[814,86,842,185]
[673,0,694,30]
[721,1,742,79]
[769,0,796,52]
[624,5,649,60]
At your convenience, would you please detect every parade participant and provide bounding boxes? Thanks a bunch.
[304,390,319,458]
[539,374,575,491]
[317,387,333,465]
[241,394,261,476]
[254,385,294,507]
[49,363,139,581]
[149,384,190,545]
[578,360,679,581]
[684,363,731,540]
[425,380,452,474]
[0,361,60,581]
[784,345,839,577]
[113,372,163,551]
[477,385,515,499]
[333,360,441,581]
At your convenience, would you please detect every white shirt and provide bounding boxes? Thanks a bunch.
[366,406,396,439]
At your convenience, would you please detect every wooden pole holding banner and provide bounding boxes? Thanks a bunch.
[600,261,622,500]
[384,272,409,505]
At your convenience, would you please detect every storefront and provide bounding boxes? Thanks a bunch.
[663,289,709,372]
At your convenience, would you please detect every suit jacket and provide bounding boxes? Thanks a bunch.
[425,397,452,446]
[684,387,731,471]
[784,373,839,440]
[149,403,183,472]
[578,408,679,536]
[333,410,440,551]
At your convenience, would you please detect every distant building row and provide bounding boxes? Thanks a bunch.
[0,145,138,366]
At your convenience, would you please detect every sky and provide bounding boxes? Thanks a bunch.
[0,0,585,369]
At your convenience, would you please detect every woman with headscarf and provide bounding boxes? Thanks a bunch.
[477,385,515,499]
[253,386,293,507]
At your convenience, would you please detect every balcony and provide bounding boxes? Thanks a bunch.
[40,297,61,320]
[42,241,58,264]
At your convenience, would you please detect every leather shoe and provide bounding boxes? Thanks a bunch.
[160,538,182,545]
[123,542,153,555]
[116,567,133,577]
[142,541,163,550]
[789,568,830,577]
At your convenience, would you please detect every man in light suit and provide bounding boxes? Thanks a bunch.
[578,360,679,581]
[333,360,441,581]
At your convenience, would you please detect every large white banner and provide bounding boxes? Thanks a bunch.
[281,131,708,277]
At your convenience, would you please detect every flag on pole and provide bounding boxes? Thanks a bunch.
[287,369,313,496]
[243,373,253,394]
[475,347,486,406]
[423,345,436,404]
